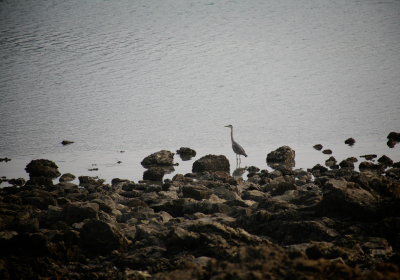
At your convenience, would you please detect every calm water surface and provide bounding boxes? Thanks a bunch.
[1,0,400,185]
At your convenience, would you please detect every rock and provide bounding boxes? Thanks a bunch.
[78,176,105,188]
[141,150,174,166]
[176,147,196,160]
[386,168,400,179]
[59,173,76,182]
[80,219,130,255]
[61,140,74,145]
[345,138,356,145]
[346,157,358,163]
[387,138,396,148]
[19,190,57,210]
[311,164,328,174]
[359,162,385,174]
[60,202,99,225]
[360,154,377,161]
[325,156,337,167]
[322,149,332,154]
[8,178,26,187]
[143,167,165,181]
[192,155,230,173]
[267,146,295,163]
[46,205,63,225]
[313,144,323,150]
[387,132,400,141]
[378,155,393,167]
[339,160,354,170]
[182,185,213,200]
[25,159,61,179]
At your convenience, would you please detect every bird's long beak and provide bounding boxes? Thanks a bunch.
[224,125,229,127]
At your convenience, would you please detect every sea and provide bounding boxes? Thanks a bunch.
[1,0,400,186]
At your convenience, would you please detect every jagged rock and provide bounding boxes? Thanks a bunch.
[359,162,385,174]
[141,150,174,166]
[339,160,354,170]
[143,167,165,181]
[378,155,393,167]
[325,156,337,167]
[25,159,61,178]
[192,155,230,173]
[8,178,25,187]
[176,147,196,160]
[267,146,295,163]
[80,219,130,255]
[313,144,323,150]
[386,168,400,180]
[360,154,377,160]
[19,190,57,210]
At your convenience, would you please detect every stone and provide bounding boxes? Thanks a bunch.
[7,178,25,187]
[322,149,332,154]
[80,219,130,255]
[25,159,61,178]
[386,168,400,180]
[313,144,323,150]
[143,167,165,181]
[60,202,99,225]
[267,146,295,163]
[378,155,393,167]
[141,150,174,166]
[176,147,196,160]
[59,173,76,182]
[387,132,400,141]
[182,185,213,200]
[192,155,230,173]
[345,138,356,145]
[339,160,354,170]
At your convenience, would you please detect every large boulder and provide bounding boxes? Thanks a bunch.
[141,150,174,166]
[80,219,130,255]
[267,146,295,165]
[192,155,230,173]
[387,132,400,141]
[25,159,61,178]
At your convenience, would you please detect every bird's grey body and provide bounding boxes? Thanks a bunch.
[224,125,247,164]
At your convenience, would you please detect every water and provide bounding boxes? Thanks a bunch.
[1,0,400,186]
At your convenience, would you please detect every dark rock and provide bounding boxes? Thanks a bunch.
[25,159,61,179]
[141,150,174,166]
[325,156,337,167]
[386,168,400,180]
[59,173,76,182]
[346,157,358,163]
[339,160,354,170]
[19,190,57,210]
[311,164,328,174]
[0,157,12,162]
[378,155,393,167]
[359,162,385,174]
[61,140,74,145]
[78,176,105,188]
[8,178,26,187]
[267,146,295,163]
[345,138,356,145]
[387,138,396,148]
[80,219,130,255]
[388,132,400,141]
[360,154,377,161]
[322,149,332,154]
[313,144,323,150]
[24,176,54,189]
[192,154,230,173]
[176,147,196,160]
[60,202,99,225]
[143,167,165,181]
[182,185,212,200]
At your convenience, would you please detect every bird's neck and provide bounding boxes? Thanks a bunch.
[230,128,234,143]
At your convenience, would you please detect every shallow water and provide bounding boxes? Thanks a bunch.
[1,0,400,185]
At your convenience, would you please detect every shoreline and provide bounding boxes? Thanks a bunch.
[1,145,400,279]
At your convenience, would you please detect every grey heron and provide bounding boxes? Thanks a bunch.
[224,125,247,163]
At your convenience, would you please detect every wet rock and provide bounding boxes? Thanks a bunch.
[25,159,61,179]
[313,144,323,150]
[345,138,356,145]
[346,157,358,163]
[19,190,57,210]
[61,140,74,145]
[59,173,76,182]
[80,219,130,255]
[378,155,393,167]
[176,147,196,160]
[267,146,295,163]
[325,156,337,167]
[311,164,328,175]
[360,154,377,161]
[143,167,165,181]
[192,154,230,173]
[60,202,99,225]
[141,150,174,166]
[322,149,332,154]
[387,138,396,148]
[24,176,54,189]
[0,157,11,162]
[78,176,105,188]
[388,132,400,141]
[359,162,385,174]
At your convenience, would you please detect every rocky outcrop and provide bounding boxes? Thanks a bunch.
[25,159,61,178]
[141,150,174,166]
[267,146,295,163]
[143,167,165,181]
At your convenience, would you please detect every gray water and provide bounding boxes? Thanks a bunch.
[1,0,400,185]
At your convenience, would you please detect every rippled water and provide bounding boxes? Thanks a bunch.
[1,0,400,185]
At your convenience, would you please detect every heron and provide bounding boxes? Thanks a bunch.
[224,125,247,164]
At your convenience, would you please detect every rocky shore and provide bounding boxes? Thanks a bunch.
[1,141,400,279]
